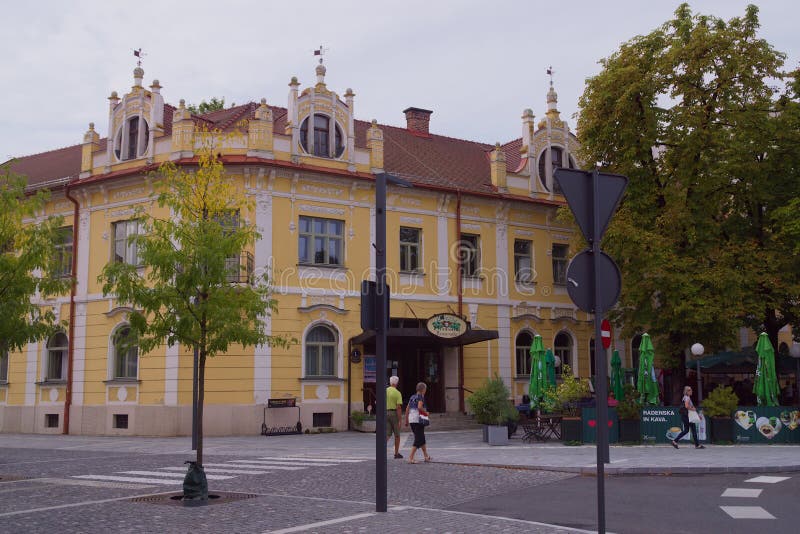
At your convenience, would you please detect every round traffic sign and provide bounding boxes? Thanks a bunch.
[601,319,612,349]
[565,250,622,314]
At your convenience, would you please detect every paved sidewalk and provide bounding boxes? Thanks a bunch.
[2,429,798,475]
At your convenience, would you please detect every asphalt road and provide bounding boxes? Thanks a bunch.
[451,470,799,533]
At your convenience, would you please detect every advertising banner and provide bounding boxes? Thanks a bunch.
[640,407,707,444]
[733,406,800,444]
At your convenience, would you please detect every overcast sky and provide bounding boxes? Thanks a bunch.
[1,0,797,161]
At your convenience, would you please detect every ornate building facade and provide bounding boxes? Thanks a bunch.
[1,62,611,436]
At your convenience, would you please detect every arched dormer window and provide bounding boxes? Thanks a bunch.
[299,114,345,158]
[538,146,575,194]
[114,116,150,161]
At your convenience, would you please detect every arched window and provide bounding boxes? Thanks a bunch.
[515,331,534,375]
[46,332,68,381]
[305,325,337,377]
[554,332,572,375]
[299,114,345,158]
[113,326,139,379]
[114,116,150,161]
[537,146,575,194]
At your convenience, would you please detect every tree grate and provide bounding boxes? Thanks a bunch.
[131,491,260,507]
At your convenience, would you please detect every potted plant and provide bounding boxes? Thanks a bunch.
[701,385,738,443]
[467,374,519,445]
[616,384,642,443]
[556,366,590,443]
[350,410,376,433]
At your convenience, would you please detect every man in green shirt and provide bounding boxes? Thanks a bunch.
[386,375,403,458]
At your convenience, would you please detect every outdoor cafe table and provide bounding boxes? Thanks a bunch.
[521,414,562,442]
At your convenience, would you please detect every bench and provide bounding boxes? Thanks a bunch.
[261,398,302,436]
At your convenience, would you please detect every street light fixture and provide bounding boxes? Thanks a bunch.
[789,343,800,407]
[691,343,704,404]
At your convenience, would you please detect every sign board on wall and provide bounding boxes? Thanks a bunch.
[733,406,800,443]
[426,314,468,339]
[363,356,376,383]
[640,407,707,444]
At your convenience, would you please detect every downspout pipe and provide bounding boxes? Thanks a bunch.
[456,190,465,413]
[63,179,80,435]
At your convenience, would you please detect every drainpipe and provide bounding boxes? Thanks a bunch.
[347,337,352,430]
[63,179,80,435]
[456,190,465,413]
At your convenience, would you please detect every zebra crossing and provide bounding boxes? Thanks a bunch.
[719,475,792,519]
[71,456,367,487]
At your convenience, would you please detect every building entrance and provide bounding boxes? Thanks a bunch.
[364,347,445,413]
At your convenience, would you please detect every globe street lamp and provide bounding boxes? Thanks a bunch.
[790,343,800,407]
[691,343,704,404]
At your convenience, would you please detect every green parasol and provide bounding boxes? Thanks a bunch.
[528,335,546,409]
[610,349,624,403]
[636,334,659,405]
[545,348,557,388]
[753,333,780,406]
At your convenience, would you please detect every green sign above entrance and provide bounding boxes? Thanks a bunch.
[426,314,468,339]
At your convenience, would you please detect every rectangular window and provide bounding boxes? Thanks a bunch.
[299,216,344,266]
[515,347,531,376]
[312,412,333,427]
[514,239,533,282]
[53,226,73,278]
[112,219,143,265]
[399,227,421,272]
[45,414,59,428]
[47,349,65,381]
[552,243,569,285]
[0,350,8,382]
[459,234,480,277]
[113,414,129,429]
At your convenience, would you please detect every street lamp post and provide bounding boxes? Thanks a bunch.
[790,343,800,407]
[691,343,704,404]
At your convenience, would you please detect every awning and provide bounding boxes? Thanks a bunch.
[351,327,498,348]
[685,348,796,374]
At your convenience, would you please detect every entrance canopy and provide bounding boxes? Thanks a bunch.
[351,317,498,349]
[685,348,796,374]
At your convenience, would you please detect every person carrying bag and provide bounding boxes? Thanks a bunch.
[404,382,432,463]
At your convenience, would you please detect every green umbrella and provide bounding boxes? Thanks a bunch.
[545,348,557,388]
[753,333,780,406]
[528,335,546,409]
[610,349,624,402]
[636,334,659,405]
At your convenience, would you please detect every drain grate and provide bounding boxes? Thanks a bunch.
[131,491,260,507]
[0,475,29,483]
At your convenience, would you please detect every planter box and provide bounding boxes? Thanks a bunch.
[709,417,734,443]
[619,418,641,443]
[561,417,582,443]
[351,419,376,433]
[487,424,509,446]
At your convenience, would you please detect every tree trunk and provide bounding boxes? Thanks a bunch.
[197,349,206,466]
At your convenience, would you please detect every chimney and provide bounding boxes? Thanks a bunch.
[403,107,433,135]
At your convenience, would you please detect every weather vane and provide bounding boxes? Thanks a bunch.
[133,48,146,67]
[313,45,328,64]
[547,65,555,86]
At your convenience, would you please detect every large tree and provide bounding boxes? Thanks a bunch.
[0,165,70,361]
[99,141,291,493]
[577,4,800,370]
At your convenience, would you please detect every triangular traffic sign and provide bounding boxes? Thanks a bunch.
[554,168,627,243]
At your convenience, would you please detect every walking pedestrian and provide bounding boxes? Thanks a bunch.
[672,386,705,449]
[405,382,432,464]
[386,375,404,459]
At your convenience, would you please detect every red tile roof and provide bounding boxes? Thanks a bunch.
[7,101,528,198]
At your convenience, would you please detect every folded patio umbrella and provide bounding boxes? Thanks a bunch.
[611,349,624,402]
[754,332,780,406]
[636,334,659,405]
[528,335,546,409]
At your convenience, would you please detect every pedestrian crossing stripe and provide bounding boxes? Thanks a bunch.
[720,506,775,519]
[745,476,790,484]
[70,456,367,486]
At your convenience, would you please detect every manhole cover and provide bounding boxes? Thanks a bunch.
[131,491,259,507]
[0,475,29,483]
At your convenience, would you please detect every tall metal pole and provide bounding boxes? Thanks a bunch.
[697,360,702,405]
[192,344,199,451]
[592,168,607,534]
[375,174,388,513]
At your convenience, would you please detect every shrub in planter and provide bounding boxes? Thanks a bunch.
[701,386,738,443]
[557,366,590,442]
[350,410,376,432]
[616,384,642,443]
[468,374,519,444]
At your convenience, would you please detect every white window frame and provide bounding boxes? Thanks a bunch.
[112,219,143,266]
[44,332,68,382]
[303,323,339,378]
[551,243,569,286]
[459,233,481,277]
[514,239,534,282]
[399,227,422,273]
[53,226,73,278]
[515,330,535,376]
[110,324,139,380]
[298,216,344,266]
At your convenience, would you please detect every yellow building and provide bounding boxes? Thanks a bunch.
[1,61,602,436]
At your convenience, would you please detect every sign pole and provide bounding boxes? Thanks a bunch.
[592,168,608,534]
[375,174,388,513]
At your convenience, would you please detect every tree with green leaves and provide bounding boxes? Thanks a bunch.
[1,165,71,364]
[99,140,291,488]
[576,4,800,377]
[186,97,227,115]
